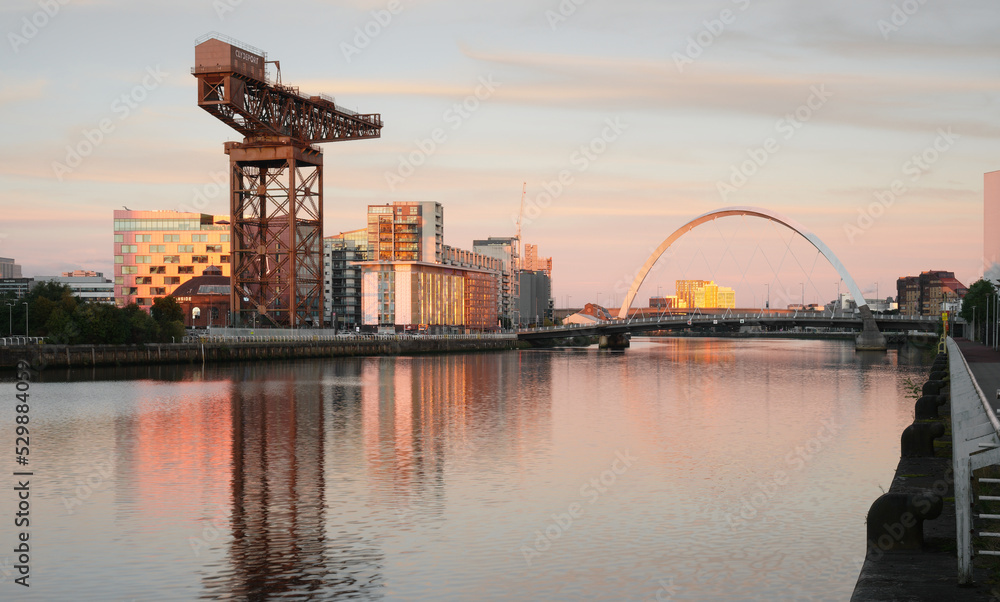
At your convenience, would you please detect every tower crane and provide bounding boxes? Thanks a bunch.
[192,33,383,328]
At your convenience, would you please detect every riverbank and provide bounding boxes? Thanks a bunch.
[0,336,522,371]
[851,340,997,600]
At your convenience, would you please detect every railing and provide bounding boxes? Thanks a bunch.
[0,337,45,346]
[948,337,1000,584]
[517,313,938,334]
[181,332,517,344]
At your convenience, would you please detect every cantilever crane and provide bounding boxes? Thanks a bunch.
[192,33,383,328]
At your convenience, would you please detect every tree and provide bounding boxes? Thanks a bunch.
[151,296,184,325]
[960,279,997,341]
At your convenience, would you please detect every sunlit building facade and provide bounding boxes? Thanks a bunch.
[324,229,368,330]
[113,210,230,308]
[367,202,443,263]
[359,262,498,332]
[676,279,736,309]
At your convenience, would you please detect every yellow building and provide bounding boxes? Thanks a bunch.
[675,280,736,309]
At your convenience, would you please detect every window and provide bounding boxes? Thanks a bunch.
[163,255,180,264]
[121,244,137,253]
[115,256,124,264]
[121,266,138,274]
[136,298,150,306]
[149,266,166,274]
[136,234,151,242]
[150,287,166,295]
[206,244,222,253]
[136,277,152,285]
[163,234,179,242]
[164,277,181,285]
[149,245,166,253]
[114,234,124,243]
[178,245,194,253]
[177,266,194,274]
[192,234,208,242]
[123,287,138,295]
[220,234,230,242]
[220,255,230,263]
[192,255,208,264]
[135,255,152,264]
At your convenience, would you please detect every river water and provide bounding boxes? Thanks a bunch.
[1,338,933,601]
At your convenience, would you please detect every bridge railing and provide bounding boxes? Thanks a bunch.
[0,337,46,346]
[948,337,1000,583]
[519,312,937,333]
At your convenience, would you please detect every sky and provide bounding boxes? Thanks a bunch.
[0,0,997,309]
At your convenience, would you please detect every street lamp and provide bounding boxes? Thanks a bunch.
[5,302,13,337]
[766,283,770,311]
[22,302,28,337]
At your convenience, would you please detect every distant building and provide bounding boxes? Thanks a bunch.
[518,270,552,325]
[896,271,967,316]
[523,244,552,278]
[113,210,230,309]
[170,266,230,328]
[0,278,32,298]
[649,296,687,309]
[473,236,519,325]
[564,303,614,325]
[324,229,368,330]
[367,202,443,263]
[986,171,1000,280]
[0,258,23,279]
[33,273,114,304]
[676,280,736,309]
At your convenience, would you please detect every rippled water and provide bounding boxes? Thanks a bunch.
[1,338,933,600]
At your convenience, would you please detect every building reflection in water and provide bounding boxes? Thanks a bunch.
[200,352,550,598]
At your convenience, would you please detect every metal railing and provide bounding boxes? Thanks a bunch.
[517,313,938,333]
[0,337,45,346]
[182,332,516,344]
[949,337,1000,584]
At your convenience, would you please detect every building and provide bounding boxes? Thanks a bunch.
[649,296,687,309]
[675,280,736,309]
[896,271,968,316]
[472,236,520,325]
[367,202,443,263]
[170,266,230,328]
[0,258,23,279]
[564,303,614,325]
[523,244,552,278]
[113,210,230,309]
[986,171,1000,281]
[323,229,368,330]
[518,270,552,325]
[33,273,114,304]
[0,279,32,298]
[359,262,498,332]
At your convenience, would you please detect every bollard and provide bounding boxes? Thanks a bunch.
[921,380,947,397]
[914,395,946,420]
[901,422,945,457]
[927,371,948,382]
[865,491,944,554]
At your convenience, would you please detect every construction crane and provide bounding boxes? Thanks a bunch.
[192,33,383,328]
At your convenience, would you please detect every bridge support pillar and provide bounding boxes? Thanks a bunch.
[599,333,630,350]
[855,305,887,351]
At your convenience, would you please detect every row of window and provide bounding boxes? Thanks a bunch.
[114,233,229,243]
[116,255,229,265]
[118,244,224,253]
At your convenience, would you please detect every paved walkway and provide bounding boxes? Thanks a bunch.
[955,338,1000,414]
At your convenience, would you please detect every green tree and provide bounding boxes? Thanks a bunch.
[151,296,184,325]
[960,279,997,341]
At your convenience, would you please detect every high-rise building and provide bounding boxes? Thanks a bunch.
[0,257,22,279]
[518,270,552,325]
[472,236,520,326]
[675,280,736,309]
[113,210,230,309]
[523,243,552,278]
[896,271,967,316]
[323,229,368,330]
[986,171,1000,280]
[367,202,443,263]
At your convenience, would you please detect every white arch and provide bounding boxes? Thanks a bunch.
[617,206,869,319]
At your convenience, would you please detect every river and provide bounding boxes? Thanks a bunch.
[0,337,933,600]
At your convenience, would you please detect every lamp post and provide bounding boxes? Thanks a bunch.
[6,302,13,337]
[766,283,770,311]
[22,302,28,337]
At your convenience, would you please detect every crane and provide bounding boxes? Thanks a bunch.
[192,32,383,328]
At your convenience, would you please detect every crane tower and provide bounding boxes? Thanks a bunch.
[192,33,382,328]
